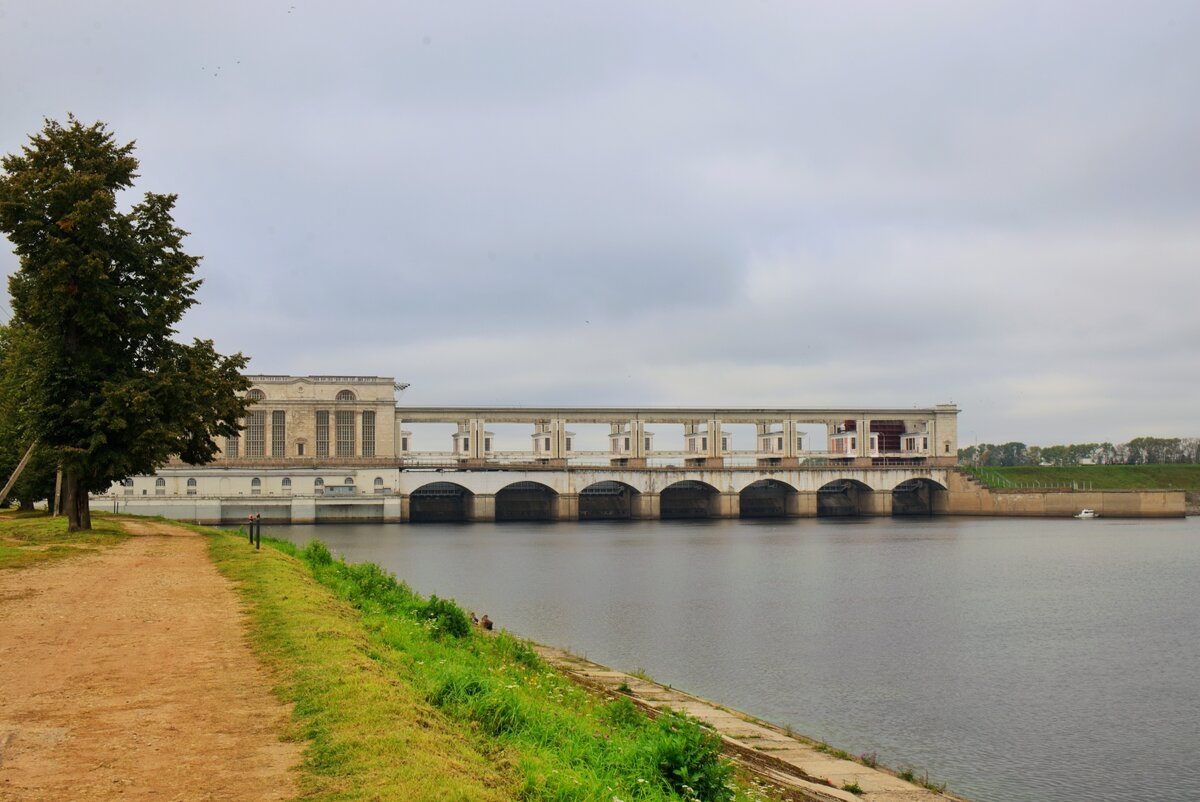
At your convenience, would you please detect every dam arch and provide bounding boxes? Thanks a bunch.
[891,478,947,516]
[817,478,873,517]
[409,481,473,523]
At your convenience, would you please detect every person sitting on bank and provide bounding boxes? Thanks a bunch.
[480,614,493,631]
[470,611,479,625]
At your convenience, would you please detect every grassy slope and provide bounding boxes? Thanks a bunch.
[209,530,777,802]
[961,464,1200,491]
[208,530,517,802]
[0,511,127,569]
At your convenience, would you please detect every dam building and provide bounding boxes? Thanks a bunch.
[91,375,988,524]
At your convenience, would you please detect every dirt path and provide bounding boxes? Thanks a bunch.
[0,519,299,801]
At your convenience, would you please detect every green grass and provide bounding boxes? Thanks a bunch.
[0,511,128,569]
[208,530,783,802]
[961,464,1200,491]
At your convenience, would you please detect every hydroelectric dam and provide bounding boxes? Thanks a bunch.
[94,375,1184,523]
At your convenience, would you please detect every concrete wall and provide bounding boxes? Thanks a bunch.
[941,470,1186,518]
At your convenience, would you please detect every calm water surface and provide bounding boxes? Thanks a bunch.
[270,516,1200,802]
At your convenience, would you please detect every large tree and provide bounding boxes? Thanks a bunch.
[0,116,249,530]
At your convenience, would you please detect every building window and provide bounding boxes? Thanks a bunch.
[297,442,305,457]
[282,477,292,495]
[374,477,384,494]
[225,435,239,458]
[645,437,651,451]
[565,437,572,451]
[625,437,630,450]
[122,478,134,496]
[361,411,376,457]
[155,477,166,496]
[851,437,857,450]
[246,388,265,401]
[336,411,355,456]
[923,437,929,450]
[314,478,324,494]
[701,437,707,450]
[271,410,286,456]
[544,437,551,451]
[336,389,356,401]
[186,478,197,496]
[316,411,329,457]
[462,436,470,452]
[945,442,951,454]
[722,438,729,451]
[246,411,266,457]
[251,477,262,496]
[485,437,492,452]
[402,437,409,451]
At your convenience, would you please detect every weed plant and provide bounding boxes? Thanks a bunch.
[280,538,764,802]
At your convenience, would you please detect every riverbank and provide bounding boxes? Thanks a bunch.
[536,645,963,802]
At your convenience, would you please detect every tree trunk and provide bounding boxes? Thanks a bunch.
[19,498,35,512]
[63,471,84,531]
[78,487,92,530]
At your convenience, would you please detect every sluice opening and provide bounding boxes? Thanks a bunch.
[579,481,635,520]
[495,482,556,522]
[410,482,471,523]
[892,479,944,516]
[660,481,717,519]
[817,479,868,517]
[739,479,794,518]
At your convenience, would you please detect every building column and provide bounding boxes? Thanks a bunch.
[787,491,817,517]
[631,492,660,520]
[866,490,892,516]
[710,490,739,518]
[468,417,487,464]
[553,492,579,521]
[467,493,495,522]
[626,419,647,467]
[382,496,403,523]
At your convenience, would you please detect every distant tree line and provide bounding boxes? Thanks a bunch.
[958,437,1200,467]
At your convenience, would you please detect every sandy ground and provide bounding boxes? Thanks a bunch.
[0,519,299,801]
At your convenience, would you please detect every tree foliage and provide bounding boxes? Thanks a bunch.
[0,116,249,529]
[960,437,1200,466]
[0,324,58,508]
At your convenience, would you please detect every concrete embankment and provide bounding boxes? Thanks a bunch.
[535,644,967,802]
[941,471,1186,517]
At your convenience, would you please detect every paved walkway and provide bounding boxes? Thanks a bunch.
[536,645,963,802]
[0,520,299,802]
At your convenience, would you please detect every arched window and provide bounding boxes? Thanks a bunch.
[186,478,197,496]
[155,477,166,496]
[251,477,262,496]
[344,477,355,485]
[314,478,324,495]
[336,389,356,401]
[282,477,292,492]
[247,388,266,401]
[122,478,135,495]
[373,477,384,487]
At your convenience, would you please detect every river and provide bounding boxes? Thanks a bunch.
[268,515,1200,802]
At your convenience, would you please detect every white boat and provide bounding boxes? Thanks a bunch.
[1074,509,1098,519]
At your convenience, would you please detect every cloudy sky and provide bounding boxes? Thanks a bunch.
[2,1,1198,445]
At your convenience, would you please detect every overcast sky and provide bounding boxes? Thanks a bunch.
[2,1,1198,445]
